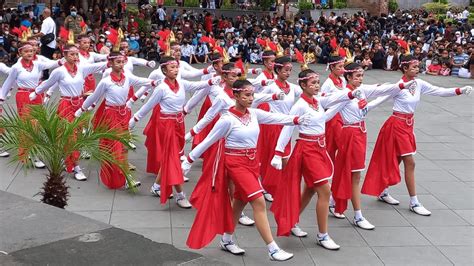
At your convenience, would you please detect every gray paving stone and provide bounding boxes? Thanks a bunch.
[110,210,171,229]
[357,226,431,247]
[393,194,449,210]
[438,246,474,265]
[242,247,314,266]
[358,209,411,227]
[124,227,173,245]
[300,226,367,247]
[75,211,111,224]
[196,248,245,265]
[372,246,453,265]
[453,210,474,225]
[307,246,383,265]
[399,209,468,227]
[66,194,115,211]
[417,226,473,246]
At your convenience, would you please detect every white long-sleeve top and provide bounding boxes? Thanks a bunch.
[82,72,154,109]
[134,79,212,120]
[79,51,108,64]
[191,88,276,134]
[101,56,150,78]
[0,63,10,75]
[338,83,403,124]
[321,74,347,95]
[0,59,60,99]
[367,77,461,114]
[275,92,355,153]
[35,62,108,97]
[189,107,298,161]
[261,81,302,114]
[183,81,223,114]
[253,69,274,93]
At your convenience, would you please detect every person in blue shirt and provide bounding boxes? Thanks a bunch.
[20,14,32,28]
[128,33,140,56]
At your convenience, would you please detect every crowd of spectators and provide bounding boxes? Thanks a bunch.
[0,2,472,78]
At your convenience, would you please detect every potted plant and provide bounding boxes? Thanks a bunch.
[0,104,134,209]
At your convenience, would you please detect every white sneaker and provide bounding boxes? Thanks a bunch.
[329,206,346,219]
[409,203,431,216]
[125,179,141,189]
[0,150,10,157]
[238,213,255,226]
[263,192,274,202]
[81,151,91,159]
[269,249,293,261]
[220,240,245,255]
[128,141,137,150]
[176,196,192,209]
[378,192,400,205]
[32,159,46,169]
[183,176,190,182]
[291,225,308,237]
[74,170,87,181]
[150,186,173,198]
[316,234,340,250]
[353,217,375,230]
[128,162,136,171]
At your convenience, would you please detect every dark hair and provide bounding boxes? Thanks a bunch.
[209,52,222,65]
[160,55,176,65]
[63,44,78,55]
[108,51,124,62]
[274,56,291,74]
[222,62,236,73]
[232,79,253,94]
[328,56,344,71]
[77,34,89,41]
[399,54,417,73]
[262,50,276,60]
[343,62,363,80]
[298,69,317,87]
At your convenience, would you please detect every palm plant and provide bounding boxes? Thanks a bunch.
[0,104,135,209]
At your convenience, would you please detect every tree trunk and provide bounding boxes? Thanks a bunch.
[40,173,70,209]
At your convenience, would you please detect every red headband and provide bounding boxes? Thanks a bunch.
[344,68,364,73]
[160,60,179,67]
[232,86,255,92]
[400,59,419,65]
[326,58,346,70]
[298,73,319,81]
[19,44,33,51]
[274,62,292,67]
[63,46,79,53]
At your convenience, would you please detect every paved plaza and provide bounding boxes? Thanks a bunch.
[0,65,473,265]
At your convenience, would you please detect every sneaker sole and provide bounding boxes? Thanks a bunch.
[269,254,293,261]
[409,208,431,216]
[291,231,308,238]
[316,241,340,250]
[220,247,245,256]
[378,198,400,205]
[238,221,255,226]
[354,222,375,230]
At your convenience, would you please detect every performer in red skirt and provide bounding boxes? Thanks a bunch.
[330,62,414,229]
[258,56,302,202]
[77,34,108,96]
[31,44,107,181]
[0,41,62,168]
[182,79,311,261]
[75,51,158,189]
[270,69,357,249]
[362,55,472,216]
[129,56,221,208]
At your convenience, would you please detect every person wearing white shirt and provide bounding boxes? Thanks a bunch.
[181,79,310,261]
[77,35,108,96]
[36,8,56,79]
[227,42,240,61]
[74,51,158,190]
[180,40,194,64]
[362,55,472,217]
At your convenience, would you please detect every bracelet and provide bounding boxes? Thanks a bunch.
[455,88,462,95]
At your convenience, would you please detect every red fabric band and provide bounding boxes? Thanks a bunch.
[455,88,462,95]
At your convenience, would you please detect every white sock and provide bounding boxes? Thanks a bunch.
[240,212,245,217]
[222,233,233,242]
[379,188,388,197]
[267,241,279,253]
[354,210,363,220]
[176,191,185,200]
[317,232,328,239]
[410,195,419,206]
[329,195,335,206]
[73,165,82,172]
[152,183,160,190]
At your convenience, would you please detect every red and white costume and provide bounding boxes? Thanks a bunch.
[132,78,214,201]
[81,72,156,189]
[258,80,302,195]
[321,73,347,162]
[186,106,300,249]
[0,59,60,117]
[331,83,405,214]
[362,77,464,197]
[78,50,108,95]
[271,91,354,236]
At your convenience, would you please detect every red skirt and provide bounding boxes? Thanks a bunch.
[325,113,343,162]
[16,89,43,118]
[225,149,264,202]
[83,74,96,95]
[143,105,161,174]
[93,87,134,129]
[187,139,235,249]
[191,96,213,149]
[99,105,131,189]
[362,112,416,196]
[58,96,84,173]
[259,124,290,195]
[155,114,185,204]
[271,134,333,236]
[331,123,367,214]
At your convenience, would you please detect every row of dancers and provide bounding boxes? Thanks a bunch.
[0,29,472,261]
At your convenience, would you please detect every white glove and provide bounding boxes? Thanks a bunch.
[140,94,148,102]
[74,108,83,118]
[181,158,193,176]
[29,92,37,101]
[351,89,363,100]
[297,113,312,126]
[461,86,472,96]
[206,65,215,73]
[184,131,193,143]
[43,95,51,104]
[147,61,156,68]
[400,80,416,90]
[270,155,283,170]
[128,117,137,129]
[251,68,262,75]
[210,76,221,85]
[126,99,134,109]
[276,92,285,100]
